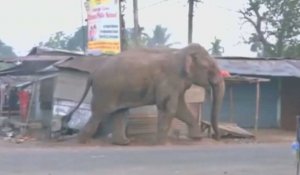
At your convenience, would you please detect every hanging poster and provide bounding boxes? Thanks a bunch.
[87,0,121,54]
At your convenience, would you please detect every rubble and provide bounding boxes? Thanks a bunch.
[0,117,38,144]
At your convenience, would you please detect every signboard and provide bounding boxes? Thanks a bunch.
[87,0,121,55]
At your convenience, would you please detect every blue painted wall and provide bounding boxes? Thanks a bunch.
[202,78,279,128]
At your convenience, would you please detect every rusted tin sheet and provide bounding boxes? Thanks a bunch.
[217,58,300,77]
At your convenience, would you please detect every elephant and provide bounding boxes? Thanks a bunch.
[62,43,225,145]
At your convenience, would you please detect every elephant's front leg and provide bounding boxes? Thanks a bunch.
[111,109,130,145]
[175,95,202,140]
[156,96,178,144]
[156,111,173,144]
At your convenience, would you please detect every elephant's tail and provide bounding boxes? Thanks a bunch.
[62,76,93,125]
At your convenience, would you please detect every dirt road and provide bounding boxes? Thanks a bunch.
[0,142,296,175]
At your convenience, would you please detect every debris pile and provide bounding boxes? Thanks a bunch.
[0,117,35,144]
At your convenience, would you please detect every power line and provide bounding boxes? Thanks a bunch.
[138,0,175,10]
[138,0,238,14]
[214,5,239,13]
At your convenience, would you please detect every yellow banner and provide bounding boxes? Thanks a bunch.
[87,0,121,55]
[88,41,121,54]
[90,0,110,6]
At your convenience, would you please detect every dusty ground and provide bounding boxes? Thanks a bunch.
[0,142,296,175]
[0,129,296,175]
[0,129,295,148]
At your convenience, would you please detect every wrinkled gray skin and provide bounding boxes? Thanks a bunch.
[63,43,225,145]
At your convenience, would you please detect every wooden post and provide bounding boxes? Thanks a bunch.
[0,86,3,116]
[254,81,260,135]
[296,115,300,175]
[188,0,194,44]
[133,0,140,46]
[119,0,126,51]
[27,78,39,124]
[229,85,234,123]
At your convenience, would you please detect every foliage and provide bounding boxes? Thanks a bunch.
[147,25,172,48]
[0,40,16,58]
[66,26,87,51]
[40,26,87,52]
[124,28,149,49]
[125,25,177,49]
[40,31,70,50]
[42,24,176,52]
[209,37,224,56]
[240,0,300,57]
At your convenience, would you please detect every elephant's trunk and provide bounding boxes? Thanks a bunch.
[210,78,225,140]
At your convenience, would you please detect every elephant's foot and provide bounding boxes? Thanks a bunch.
[111,136,131,145]
[188,125,203,140]
[156,133,168,145]
[77,131,92,144]
[212,133,220,141]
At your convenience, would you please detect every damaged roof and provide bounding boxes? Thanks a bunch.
[57,55,300,78]
[0,46,80,76]
[27,46,84,56]
[0,55,72,76]
[54,55,108,73]
[216,57,300,78]
[5,46,300,78]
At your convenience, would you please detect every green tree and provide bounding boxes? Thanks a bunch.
[209,37,224,56]
[40,31,70,50]
[147,25,172,48]
[67,26,87,51]
[40,26,87,52]
[0,40,16,58]
[124,25,178,49]
[240,0,300,57]
[124,28,149,49]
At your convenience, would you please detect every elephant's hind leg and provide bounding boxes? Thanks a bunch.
[111,109,130,145]
[78,98,109,144]
[78,114,102,144]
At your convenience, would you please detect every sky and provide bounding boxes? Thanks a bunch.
[0,0,255,56]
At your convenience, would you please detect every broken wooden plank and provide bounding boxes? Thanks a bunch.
[201,120,254,138]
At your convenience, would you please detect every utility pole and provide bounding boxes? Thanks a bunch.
[119,0,126,51]
[188,0,194,44]
[133,0,140,47]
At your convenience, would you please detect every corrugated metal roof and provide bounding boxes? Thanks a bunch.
[27,46,84,56]
[0,76,33,87]
[0,46,83,76]
[55,55,108,73]
[216,58,300,77]
[0,61,57,76]
[55,54,300,78]
[225,76,270,83]
[215,56,300,60]
[0,56,73,75]
[12,55,72,62]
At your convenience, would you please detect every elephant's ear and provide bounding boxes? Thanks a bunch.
[184,53,197,77]
[182,43,209,76]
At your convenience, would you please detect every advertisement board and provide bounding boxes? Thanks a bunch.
[87,0,121,55]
